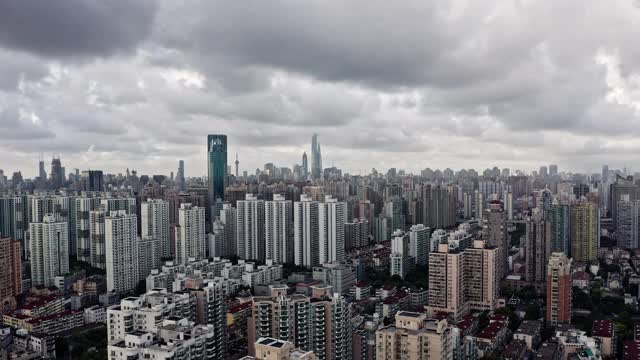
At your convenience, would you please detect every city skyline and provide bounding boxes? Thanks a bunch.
[3,2,640,177]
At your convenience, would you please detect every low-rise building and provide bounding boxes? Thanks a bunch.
[513,320,542,350]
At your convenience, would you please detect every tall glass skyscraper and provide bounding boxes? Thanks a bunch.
[207,135,228,206]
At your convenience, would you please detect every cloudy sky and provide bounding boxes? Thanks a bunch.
[2,0,640,178]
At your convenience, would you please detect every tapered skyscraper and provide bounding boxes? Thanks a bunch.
[302,152,308,179]
[311,133,322,180]
[207,135,228,205]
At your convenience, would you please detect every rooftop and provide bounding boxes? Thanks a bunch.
[592,320,614,338]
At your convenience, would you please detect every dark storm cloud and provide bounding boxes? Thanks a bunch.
[0,0,156,58]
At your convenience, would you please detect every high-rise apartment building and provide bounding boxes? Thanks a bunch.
[616,197,640,249]
[208,134,228,206]
[376,312,454,360]
[105,211,139,293]
[525,209,552,283]
[409,224,430,266]
[141,199,170,258]
[294,195,320,267]
[90,209,107,269]
[176,203,206,265]
[609,175,640,223]
[550,202,571,255]
[345,219,369,250]
[0,237,22,314]
[570,202,599,262]
[546,252,572,326]
[0,196,27,257]
[74,196,102,262]
[247,292,351,360]
[482,201,508,277]
[421,184,457,229]
[237,194,266,261]
[319,195,347,264]
[427,240,500,319]
[29,214,69,287]
[265,194,293,264]
[390,230,414,278]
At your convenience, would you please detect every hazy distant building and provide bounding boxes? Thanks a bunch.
[345,218,369,249]
[609,175,640,223]
[311,133,322,180]
[80,170,104,192]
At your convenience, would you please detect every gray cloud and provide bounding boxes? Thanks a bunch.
[2,0,640,177]
[0,0,156,58]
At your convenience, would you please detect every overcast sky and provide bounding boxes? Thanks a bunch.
[2,0,640,178]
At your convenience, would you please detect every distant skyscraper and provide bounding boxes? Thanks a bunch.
[105,211,139,293]
[177,160,186,191]
[29,214,69,287]
[38,160,46,180]
[50,156,64,189]
[302,152,309,179]
[546,252,572,326]
[207,134,228,206]
[80,170,104,192]
[549,164,558,176]
[602,164,610,183]
[311,133,322,180]
[539,166,548,177]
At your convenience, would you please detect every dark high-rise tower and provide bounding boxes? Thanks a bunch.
[311,133,322,180]
[302,152,308,179]
[38,160,46,180]
[207,134,228,205]
[177,160,186,191]
[50,156,64,189]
